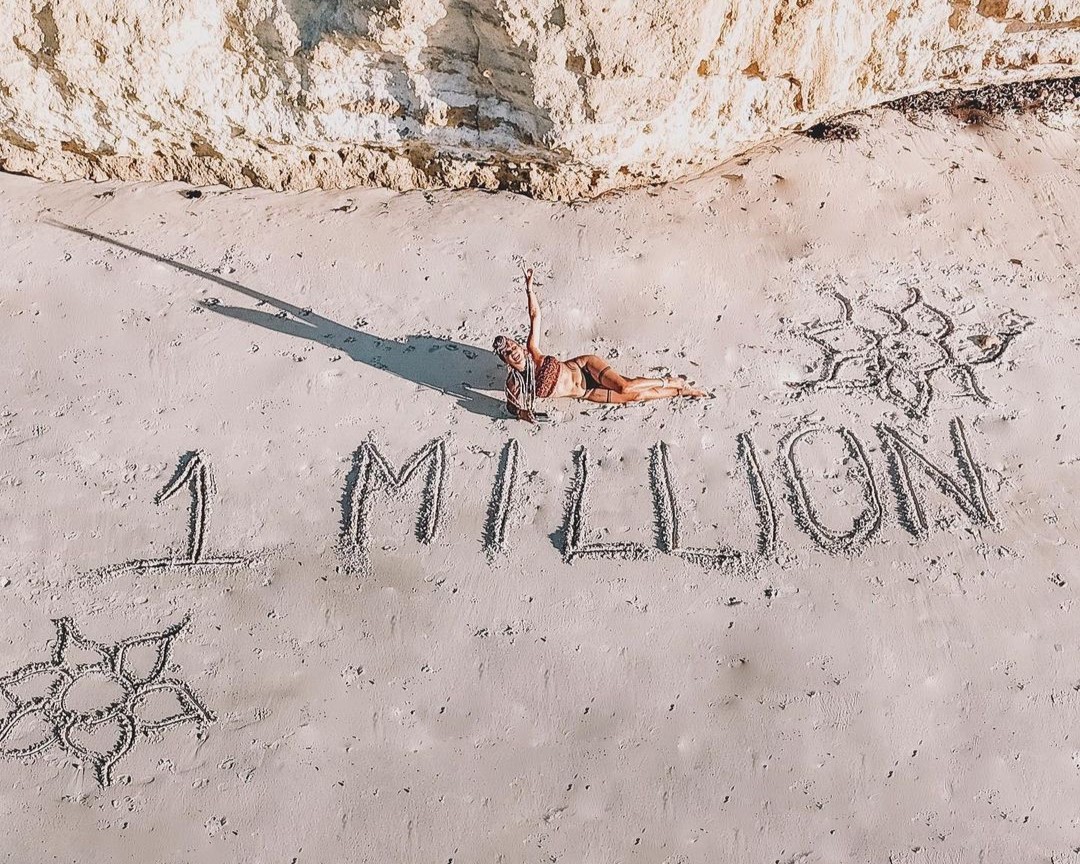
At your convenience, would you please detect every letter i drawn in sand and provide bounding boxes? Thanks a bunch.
[97,451,253,577]
[484,439,520,560]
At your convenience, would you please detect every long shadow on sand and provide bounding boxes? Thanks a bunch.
[49,221,508,419]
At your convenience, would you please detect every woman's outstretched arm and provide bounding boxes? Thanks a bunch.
[524,268,542,362]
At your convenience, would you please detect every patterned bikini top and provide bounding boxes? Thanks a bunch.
[535,355,561,398]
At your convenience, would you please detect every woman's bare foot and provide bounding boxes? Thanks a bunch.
[665,375,708,398]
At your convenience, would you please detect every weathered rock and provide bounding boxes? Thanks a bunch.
[1,0,1078,199]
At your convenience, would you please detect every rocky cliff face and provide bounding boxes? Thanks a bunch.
[1,0,1078,198]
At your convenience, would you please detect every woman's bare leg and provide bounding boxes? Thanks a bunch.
[623,376,675,394]
[583,386,695,404]
[576,356,701,396]
[573,356,630,391]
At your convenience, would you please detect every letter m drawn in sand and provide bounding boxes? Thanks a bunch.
[340,437,449,574]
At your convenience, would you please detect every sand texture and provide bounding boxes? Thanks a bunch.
[0,109,1079,861]
[2,0,1079,198]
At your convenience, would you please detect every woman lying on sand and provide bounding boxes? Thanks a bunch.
[494,268,709,422]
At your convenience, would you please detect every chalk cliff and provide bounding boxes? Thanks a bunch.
[1,0,1078,198]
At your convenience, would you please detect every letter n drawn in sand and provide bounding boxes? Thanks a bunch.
[99,451,252,577]
[877,417,994,536]
[340,437,448,575]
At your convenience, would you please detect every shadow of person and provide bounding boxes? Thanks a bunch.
[47,221,509,419]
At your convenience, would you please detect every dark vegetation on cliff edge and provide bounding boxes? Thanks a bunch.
[803,75,1079,142]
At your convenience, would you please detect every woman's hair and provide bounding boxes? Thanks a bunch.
[494,335,536,415]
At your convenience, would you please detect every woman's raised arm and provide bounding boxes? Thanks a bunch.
[524,267,542,361]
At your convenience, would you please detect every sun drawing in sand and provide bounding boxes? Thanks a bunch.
[791,286,1030,418]
[0,615,214,786]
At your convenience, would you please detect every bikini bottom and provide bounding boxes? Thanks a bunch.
[571,359,612,391]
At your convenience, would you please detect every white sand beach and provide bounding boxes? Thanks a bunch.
[1,107,1079,862]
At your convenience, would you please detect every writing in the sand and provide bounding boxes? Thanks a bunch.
[337,417,993,573]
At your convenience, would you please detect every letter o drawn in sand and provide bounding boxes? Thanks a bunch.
[782,426,883,554]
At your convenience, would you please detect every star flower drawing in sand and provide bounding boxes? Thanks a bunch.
[0,615,214,786]
[791,285,1030,418]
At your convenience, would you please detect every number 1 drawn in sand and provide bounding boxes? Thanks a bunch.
[100,451,252,576]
